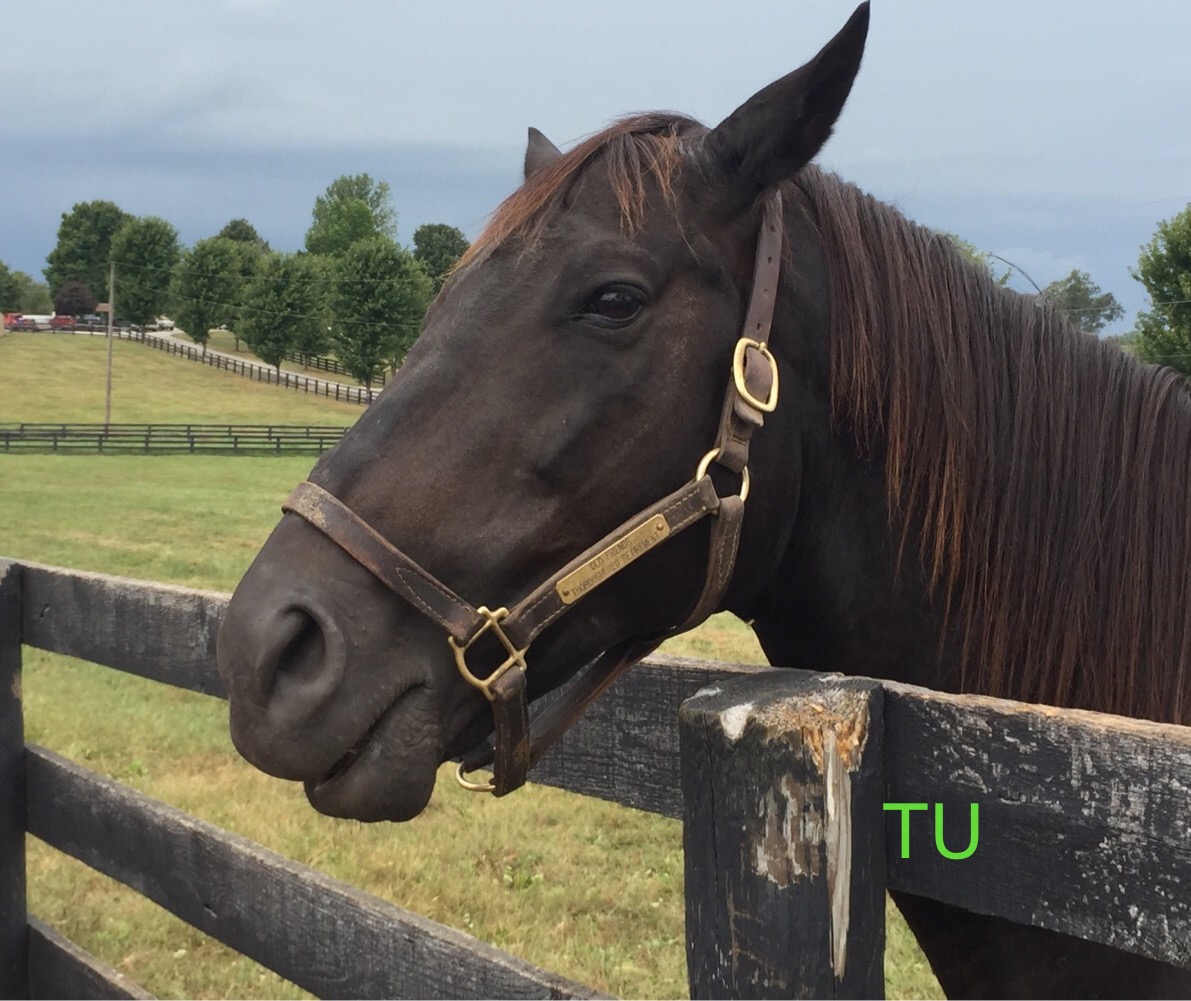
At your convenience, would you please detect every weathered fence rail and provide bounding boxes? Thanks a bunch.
[2,559,1189,998]
[0,423,349,456]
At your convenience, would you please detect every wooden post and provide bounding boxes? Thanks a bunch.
[0,561,27,998]
[681,672,886,999]
[104,262,114,426]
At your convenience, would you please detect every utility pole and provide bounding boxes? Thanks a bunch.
[105,261,114,426]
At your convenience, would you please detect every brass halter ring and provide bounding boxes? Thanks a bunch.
[455,762,495,792]
[696,448,750,502]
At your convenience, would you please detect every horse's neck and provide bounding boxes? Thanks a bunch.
[740,425,952,689]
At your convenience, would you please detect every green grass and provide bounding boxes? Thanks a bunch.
[0,331,363,425]
[1,333,942,999]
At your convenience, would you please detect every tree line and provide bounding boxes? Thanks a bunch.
[0,174,469,388]
[3,184,1191,382]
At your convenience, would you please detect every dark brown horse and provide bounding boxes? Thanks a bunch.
[217,5,1191,996]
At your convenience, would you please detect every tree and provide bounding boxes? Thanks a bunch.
[238,253,325,372]
[217,218,271,252]
[224,239,269,349]
[1133,205,1191,380]
[306,199,379,256]
[412,223,469,294]
[331,238,432,388]
[53,279,97,316]
[305,173,396,255]
[44,200,130,296]
[171,237,243,353]
[1041,270,1124,335]
[296,254,334,356]
[0,261,20,312]
[13,272,52,314]
[109,217,181,326]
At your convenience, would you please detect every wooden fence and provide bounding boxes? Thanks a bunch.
[1,559,1189,998]
[283,349,389,387]
[121,331,376,405]
[0,423,349,456]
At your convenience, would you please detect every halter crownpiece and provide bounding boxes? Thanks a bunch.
[282,188,786,796]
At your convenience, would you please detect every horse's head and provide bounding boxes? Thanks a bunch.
[216,5,869,821]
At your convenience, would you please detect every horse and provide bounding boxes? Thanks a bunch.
[216,4,1191,996]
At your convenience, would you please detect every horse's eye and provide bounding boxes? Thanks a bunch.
[578,285,646,327]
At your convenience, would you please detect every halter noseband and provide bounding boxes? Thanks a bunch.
[282,190,785,797]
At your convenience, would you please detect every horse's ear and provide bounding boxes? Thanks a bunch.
[524,127,563,179]
[701,2,869,205]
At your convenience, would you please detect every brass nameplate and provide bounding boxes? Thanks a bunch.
[556,515,671,605]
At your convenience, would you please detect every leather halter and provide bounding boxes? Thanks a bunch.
[282,190,785,797]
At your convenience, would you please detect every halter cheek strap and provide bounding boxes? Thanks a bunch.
[282,188,786,797]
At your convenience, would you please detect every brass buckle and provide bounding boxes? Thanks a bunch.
[448,606,528,701]
[696,448,750,502]
[733,338,779,413]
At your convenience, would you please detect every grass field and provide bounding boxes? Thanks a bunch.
[0,331,942,999]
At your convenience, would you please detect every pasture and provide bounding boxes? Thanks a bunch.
[0,333,941,998]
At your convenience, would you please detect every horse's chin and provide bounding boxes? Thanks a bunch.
[301,687,443,822]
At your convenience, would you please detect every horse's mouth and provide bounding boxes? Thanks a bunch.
[313,708,390,787]
[303,682,439,822]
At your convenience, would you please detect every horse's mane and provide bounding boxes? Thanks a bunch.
[797,165,1191,724]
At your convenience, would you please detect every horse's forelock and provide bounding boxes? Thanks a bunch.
[457,113,700,270]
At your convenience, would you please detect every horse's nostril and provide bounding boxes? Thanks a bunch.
[264,606,345,724]
[276,610,325,682]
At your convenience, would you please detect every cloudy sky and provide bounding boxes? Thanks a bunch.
[3,0,1189,332]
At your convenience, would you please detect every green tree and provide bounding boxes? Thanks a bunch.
[297,254,334,356]
[1041,270,1124,335]
[52,279,98,316]
[0,261,21,311]
[13,272,53,314]
[217,218,271,253]
[171,237,244,353]
[1133,205,1191,380]
[239,253,325,372]
[44,200,130,296]
[412,223,469,294]
[305,173,396,255]
[331,238,432,388]
[225,240,269,349]
[110,217,181,326]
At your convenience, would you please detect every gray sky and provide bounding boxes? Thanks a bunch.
[4,0,1189,332]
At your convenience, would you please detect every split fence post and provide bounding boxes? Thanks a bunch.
[681,671,886,999]
[0,561,27,998]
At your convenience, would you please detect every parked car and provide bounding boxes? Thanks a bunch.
[49,315,75,329]
[156,316,176,331]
